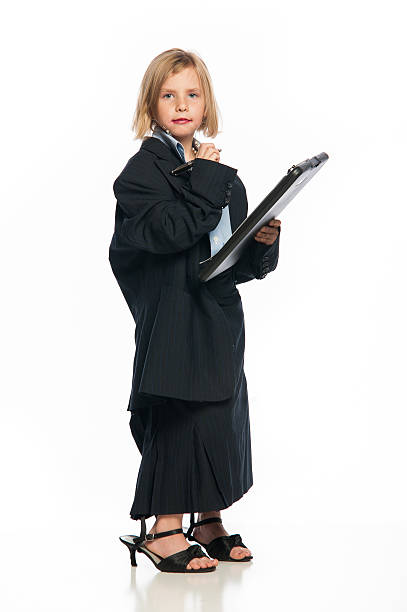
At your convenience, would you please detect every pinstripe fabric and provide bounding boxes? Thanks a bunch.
[128,234,253,519]
[109,135,280,520]
[129,381,253,520]
[108,136,280,413]
[150,125,234,257]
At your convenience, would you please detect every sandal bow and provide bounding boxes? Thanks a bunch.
[185,513,253,562]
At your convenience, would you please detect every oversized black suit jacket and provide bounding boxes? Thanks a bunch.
[108,136,280,412]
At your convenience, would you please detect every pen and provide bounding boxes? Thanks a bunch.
[171,149,222,176]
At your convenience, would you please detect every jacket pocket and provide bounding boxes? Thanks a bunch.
[138,284,235,402]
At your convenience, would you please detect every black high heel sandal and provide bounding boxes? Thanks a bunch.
[119,516,217,573]
[185,513,253,562]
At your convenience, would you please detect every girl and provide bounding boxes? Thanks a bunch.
[109,48,281,574]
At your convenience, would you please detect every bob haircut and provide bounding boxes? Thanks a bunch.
[131,48,222,141]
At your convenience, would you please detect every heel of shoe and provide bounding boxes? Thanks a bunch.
[120,516,148,567]
[129,544,137,567]
[119,536,142,567]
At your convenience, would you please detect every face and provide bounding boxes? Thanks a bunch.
[154,66,206,139]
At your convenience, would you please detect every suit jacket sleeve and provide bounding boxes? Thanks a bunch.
[232,182,281,284]
[233,230,280,284]
[113,156,237,254]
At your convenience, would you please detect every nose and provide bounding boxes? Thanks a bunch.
[175,98,188,111]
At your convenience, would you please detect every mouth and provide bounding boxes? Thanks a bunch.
[172,119,192,124]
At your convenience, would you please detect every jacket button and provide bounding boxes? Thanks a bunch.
[226,181,233,188]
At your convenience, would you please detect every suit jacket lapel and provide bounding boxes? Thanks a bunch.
[141,136,199,201]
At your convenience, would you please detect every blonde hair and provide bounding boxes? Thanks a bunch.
[131,48,222,140]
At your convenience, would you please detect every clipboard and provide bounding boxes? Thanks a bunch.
[198,151,329,282]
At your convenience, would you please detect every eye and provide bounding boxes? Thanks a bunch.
[162,93,199,99]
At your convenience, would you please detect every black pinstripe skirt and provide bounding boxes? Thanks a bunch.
[128,270,253,520]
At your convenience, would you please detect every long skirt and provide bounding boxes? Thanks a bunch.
[128,272,253,521]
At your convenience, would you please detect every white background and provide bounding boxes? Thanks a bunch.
[1,0,406,610]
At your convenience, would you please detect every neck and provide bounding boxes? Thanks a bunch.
[153,124,198,162]
[176,135,195,162]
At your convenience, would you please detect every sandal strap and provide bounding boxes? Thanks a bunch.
[145,527,184,540]
[132,515,184,544]
[185,512,222,539]
[194,517,222,527]
[132,515,147,544]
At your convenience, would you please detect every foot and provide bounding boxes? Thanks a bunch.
[192,511,252,560]
[144,516,218,571]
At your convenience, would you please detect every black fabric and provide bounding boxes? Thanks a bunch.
[110,135,280,521]
[187,531,250,561]
[153,544,211,572]
[108,136,280,412]
[200,534,251,562]
[185,515,252,560]
[128,253,253,520]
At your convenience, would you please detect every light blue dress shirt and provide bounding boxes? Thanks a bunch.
[151,125,233,257]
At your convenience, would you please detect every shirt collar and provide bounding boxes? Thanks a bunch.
[151,125,200,162]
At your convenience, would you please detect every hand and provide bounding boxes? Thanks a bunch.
[254,218,281,246]
[196,143,221,163]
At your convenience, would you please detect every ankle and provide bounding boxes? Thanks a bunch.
[152,513,183,533]
[197,510,221,522]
